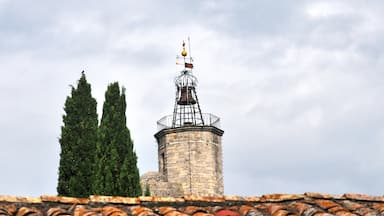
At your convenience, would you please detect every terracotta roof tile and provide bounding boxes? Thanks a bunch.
[2,193,384,215]
[238,205,264,216]
[184,195,225,203]
[16,206,42,216]
[244,209,264,216]
[343,193,384,202]
[139,196,185,203]
[224,196,245,201]
[287,202,313,215]
[353,207,376,216]
[327,206,346,214]
[131,206,154,216]
[193,212,215,216]
[372,203,384,213]
[0,204,17,215]
[334,211,357,216]
[164,210,188,216]
[89,195,139,204]
[139,196,156,202]
[238,205,255,216]
[215,209,240,216]
[254,204,269,213]
[0,196,42,204]
[209,206,225,214]
[271,209,289,216]
[304,192,345,200]
[183,206,208,215]
[73,206,95,216]
[242,197,261,202]
[267,204,285,215]
[305,208,324,216]
[140,211,160,216]
[339,200,363,212]
[102,206,128,216]
[261,194,305,202]
[314,199,339,210]
[41,195,89,204]
[158,207,177,215]
[46,207,71,216]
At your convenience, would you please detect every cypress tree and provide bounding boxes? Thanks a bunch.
[144,184,151,196]
[93,82,142,196]
[57,71,98,197]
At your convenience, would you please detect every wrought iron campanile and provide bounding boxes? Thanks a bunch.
[172,67,204,127]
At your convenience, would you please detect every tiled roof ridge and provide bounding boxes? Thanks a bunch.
[1,193,384,205]
[2,193,384,216]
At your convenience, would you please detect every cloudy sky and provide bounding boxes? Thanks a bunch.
[1,0,384,197]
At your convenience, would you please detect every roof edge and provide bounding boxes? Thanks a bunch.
[1,193,384,206]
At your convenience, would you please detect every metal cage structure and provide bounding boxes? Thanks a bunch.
[157,113,221,131]
[171,69,205,128]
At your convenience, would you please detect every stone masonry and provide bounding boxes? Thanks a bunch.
[153,126,224,196]
[140,172,183,197]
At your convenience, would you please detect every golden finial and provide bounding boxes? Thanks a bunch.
[181,41,188,57]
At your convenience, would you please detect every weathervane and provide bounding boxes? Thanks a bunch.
[176,37,194,70]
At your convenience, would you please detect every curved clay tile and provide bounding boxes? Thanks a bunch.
[130,206,154,216]
[138,211,160,216]
[371,203,384,214]
[215,209,240,216]
[208,206,224,214]
[339,200,363,212]
[102,206,127,216]
[47,207,71,216]
[238,205,254,216]
[314,200,340,210]
[267,204,285,215]
[158,207,177,215]
[165,210,189,216]
[73,206,102,216]
[16,207,42,216]
[302,208,325,216]
[271,209,289,216]
[0,205,17,215]
[353,207,377,216]
[287,202,313,215]
[253,204,268,212]
[244,210,263,216]
[192,212,214,216]
[183,206,208,215]
[331,211,357,216]
[327,206,352,215]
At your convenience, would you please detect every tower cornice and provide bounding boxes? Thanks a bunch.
[154,125,224,141]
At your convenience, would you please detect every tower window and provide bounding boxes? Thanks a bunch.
[160,152,166,175]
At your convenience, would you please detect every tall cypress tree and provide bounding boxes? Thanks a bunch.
[93,82,141,196]
[57,71,98,197]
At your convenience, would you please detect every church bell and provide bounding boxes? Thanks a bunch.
[177,86,197,105]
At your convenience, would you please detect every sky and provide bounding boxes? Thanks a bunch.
[0,0,384,197]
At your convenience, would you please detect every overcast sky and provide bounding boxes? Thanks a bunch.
[1,0,384,197]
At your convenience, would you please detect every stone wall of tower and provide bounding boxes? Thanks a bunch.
[155,126,224,196]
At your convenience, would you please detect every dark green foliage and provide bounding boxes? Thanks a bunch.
[93,82,142,196]
[57,72,98,197]
[144,184,151,196]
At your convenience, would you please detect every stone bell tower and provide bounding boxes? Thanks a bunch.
[153,40,224,196]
